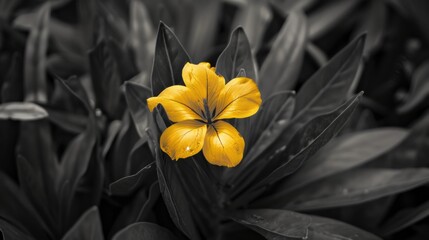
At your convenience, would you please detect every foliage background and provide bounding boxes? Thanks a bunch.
[1,0,429,239]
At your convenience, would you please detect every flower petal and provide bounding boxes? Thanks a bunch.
[203,121,245,167]
[160,120,207,160]
[147,85,203,122]
[182,62,225,114]
[214,77,262,120]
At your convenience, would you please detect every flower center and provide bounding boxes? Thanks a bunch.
[203,98,213,124]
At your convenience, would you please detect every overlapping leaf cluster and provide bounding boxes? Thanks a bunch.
[0,0,429,240]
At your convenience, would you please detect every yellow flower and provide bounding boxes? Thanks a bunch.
[147,62,262,167]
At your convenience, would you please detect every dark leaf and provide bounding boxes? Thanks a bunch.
[285,168,429,211]
[282,128,409,192]
[89,38,123,118]
[129,0,155,73]
[0,219,35,240]
[216,27,257,82]
[269,0,317,15]
[232,1,272,51]
[308,0,362,39]
[380,200,429,236]
[112,222,178,240]
[0,173,52,239]
[398,61,429,113]
[0,102,47,120]
[294,35,365,119]
[110,182,160,236]
[233,94,361,206]
[259,11,307,97]
[187,0,220,61]
[61,207,104,240]
[353,0,386,56]
[23,2,50,103]
[231,209,311,239]
[232,209,381,240]
[55,78,98,230]
[151,22,190,96]
[124,81,152,138]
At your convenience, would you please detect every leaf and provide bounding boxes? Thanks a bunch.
[353,0,386,56]
[232,94,361,206]
[187,0,220,61]
[269,0,317,15]
[216,27,257,82]
[124,81,152,138]
[285,168,429,211]
[23,2,50,103]
[0,173,52,239]
[398,61,429,113]
[146,127,200,240]
[129,0,156,73]
[61,207,104,240]
[231,209,311,239]
[380,200,429,236]
[151,22,190,96]
[55,78,98,230]
[294,35,365,120]
[259,11,307,97]
[282,128,409,192]
[112,222,178,240]
[227,92,295,183]
[89,38,123,118]
[232,1,272,51]
[0,219,35,240]
[0,102,47,120]
[231,209,381,240]
[110,182,161,237]
[109,158,155,196]
[308,0,362,39]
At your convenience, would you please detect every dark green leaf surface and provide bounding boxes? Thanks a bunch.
[0,218,35,240]
[398,61,429,113]
[0,102,47,120]
[112,222,178,240]
[151,22,190,96]
[216,27,257,82]
[259,11,307,96]
[61,207,104,240]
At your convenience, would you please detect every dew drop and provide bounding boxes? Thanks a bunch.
[342,188,349,195]
[186,146,191,151]
[363,189,369,194]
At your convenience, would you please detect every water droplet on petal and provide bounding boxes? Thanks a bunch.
[251,214,264,222]
[342,188,349,195]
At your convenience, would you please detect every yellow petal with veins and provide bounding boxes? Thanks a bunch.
[203,121,245,167]
[160,120,207,160]
[182,62,225,113]
[214,77,262,120]
[147,85,203,122]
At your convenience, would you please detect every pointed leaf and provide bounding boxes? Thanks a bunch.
[61,207,104,240]
[0,102,47,120]
[151,22,190,96]
[124,81,152,137]
[285,168,429,211]
[112,222,178,240]
[283,128,409,192]
[259,94,362,188]
[89,38,123,118]
[24,3,50,103]
[294,35,365,120]
[216,27,257,82]
[259,11,307,97]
